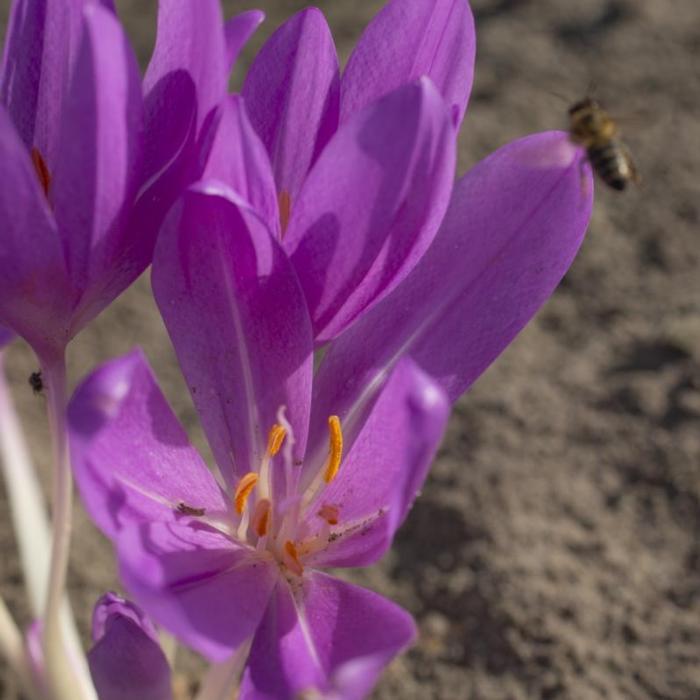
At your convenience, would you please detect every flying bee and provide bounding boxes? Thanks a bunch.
[568,97,639,191]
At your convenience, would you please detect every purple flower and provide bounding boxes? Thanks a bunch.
[0,1,143,359]
[208,0,476,344]
[88,593,173,700]
[68,184,450,697]
[0,0,259,360]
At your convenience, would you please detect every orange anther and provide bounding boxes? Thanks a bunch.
[283,540,304,576]
[31,147,51,198]
[252,498,271,537]
[278,191,292,235]
[266,423,287,457]
[234,472,259,514]
[317,504,340,525]
[323,416,343,483]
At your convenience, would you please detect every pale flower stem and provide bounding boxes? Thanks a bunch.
[194,641,251,700]
[0,594,40,700]
[0,352,90,696]
[158,629,178,666]
[40,354,97,700]
[0,351,51,615]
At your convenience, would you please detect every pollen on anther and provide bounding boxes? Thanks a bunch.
[31,147,51,198]
[318,504,340,525]
[278,191,292,235]
[323,415,343,483]
[234,472,259,514]
[252,498,271,537]
[266,423,287,456]
[283,540,304,576]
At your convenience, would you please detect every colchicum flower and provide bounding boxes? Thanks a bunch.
[87,593,173,700]
[63,0,593,697]
[0,0,143,361]
[0,0,260,361]
[68,188,450,697]
[218,0,477,344]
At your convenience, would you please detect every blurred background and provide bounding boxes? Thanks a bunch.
[1,0,699,697]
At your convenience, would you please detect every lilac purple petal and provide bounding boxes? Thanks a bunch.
[306,358,448,569]
[341,0,476,127]
[88,593,173,700]
[152,185,314,489]
[0,107,72,356]
[240,573,415,700]
[139,0,227,225]
[242,8,339,202]
[117,521,277,662]
[203,95,280,237]
[143,0,226,135]
[310,131,592,439]
[0,0,115,167]
[224,10,265,73]
[284,78,456,343]
[68,349,227,539]
[51,4,144,335]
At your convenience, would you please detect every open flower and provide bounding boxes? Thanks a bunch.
[0,0,259,361]
[88,593,173,700]
[68,186,449,698]
[208,0,476,344]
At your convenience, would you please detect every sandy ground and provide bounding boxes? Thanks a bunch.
[1,0,699,698]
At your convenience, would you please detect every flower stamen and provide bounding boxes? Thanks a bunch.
[317,504,339,525]
[282,540,304,576]
[278,191,292,235]
[31,147,51,198]
[266,423,287,456]
[323,416,343,483]
[234,472,259,514]
[252,498,271,537]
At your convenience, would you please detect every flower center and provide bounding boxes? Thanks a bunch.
[232,412,344,577]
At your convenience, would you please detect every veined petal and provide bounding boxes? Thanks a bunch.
[305,358,448,569]
[152,185,314,488]
[203,95,280,237]
[242,8,339,202]
[0,107,72,356]
[341,0,476,127]
[68,349,226,539]
[240,573,415,700]
[88,593,173,700]
[139,0,227,217]
[311,132,593,432]
[51,4,144,335]
[118,521,278,662]
[0,0,115,167]
[224,10,265,73]
[143,0,226,137]
[285,78,456,343]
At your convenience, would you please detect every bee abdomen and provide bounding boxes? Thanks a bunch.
[588,142,631,191]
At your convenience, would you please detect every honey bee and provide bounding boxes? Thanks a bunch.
[568,97,639,191]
